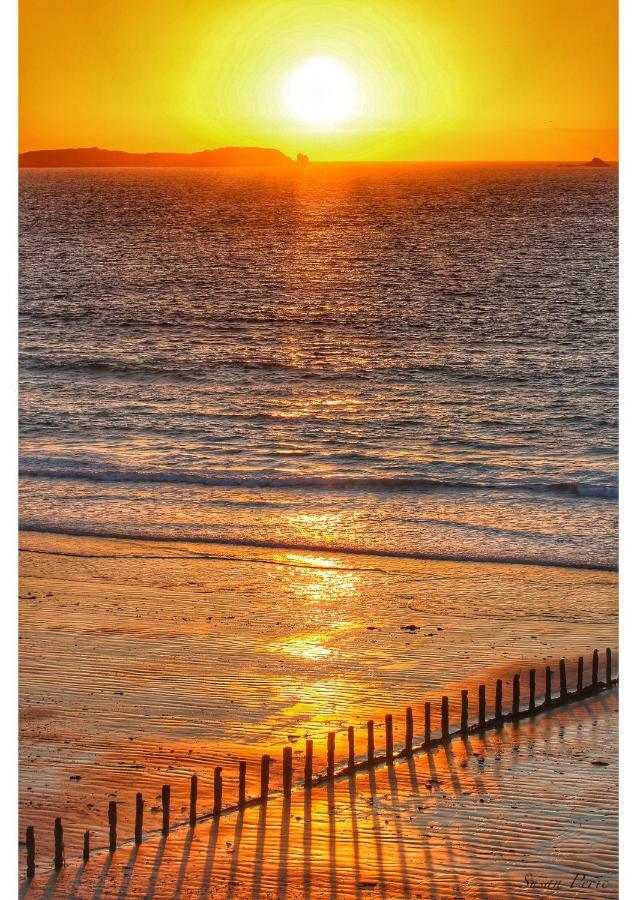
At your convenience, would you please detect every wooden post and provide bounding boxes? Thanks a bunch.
[134,793,143,845]
[592,649,599,686]
[606,648,612,688]
[283,747,293,796]
[512,674,520,717]
[26,826,35,879]
[529,668,536,711]
[83,831,90,863]
[108,801,117,852]
[495,680,503,722]
[213,767,222,816]
[478,685,486,726]
[460,690,469,733]
[385,713,394,761]
[545,666,552,705]
[577,656,584,694]
[304,740,313,787]
[327,732,336,777]
[424,703,431,746]
[405,707,414,754]
[54,817,64,870]
[189,774,198,827]
[347,726,355,770]
[559,659,567,698]
[441,697,449,740]
[366,720,375,763]
[260,754,270,801]
[238,761,247,807]
[161,785,170,835]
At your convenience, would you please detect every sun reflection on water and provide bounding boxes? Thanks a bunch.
[268,622,357,660]
[273,546,362,614]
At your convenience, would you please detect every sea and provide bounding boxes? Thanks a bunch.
[19,163,618,569]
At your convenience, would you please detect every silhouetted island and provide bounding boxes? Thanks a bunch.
[560,157,612,169]
[19,146,307,168]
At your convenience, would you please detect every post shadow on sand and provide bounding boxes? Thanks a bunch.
[250,795,268,899]
[441,739,495,900]
[386,762,411,899]
[302,787,312,900]
[83,848,114,900]
[422,746,466,899]
[405,754,439,900]
[346,773,363,899]
[225,808,246,900]
[198,818,221,900]
[276,793,292,898]
[173,826,195,899]
[366,764,388,898]
[326,777,338,900]
[112,843,141,900]
[143,834,168,900]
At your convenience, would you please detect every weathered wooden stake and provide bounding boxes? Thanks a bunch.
[54,817,64,870]
[83,830,90,863]
[26,826,35,879]
[134,793,143,845]
[460,690,469,733]
[327,732,336,777]
[260,754,270,801]
[385,714,394,761]
[441,696,449,740]
[405,707,414,753]
[108,801,117,852]
[424,703,431,746]
[606,648,612,688]
[367,720,375,763]
[283,747,293,796]
[495,680,503,722]
[559,659,567,698]
[238,761,247,807]
[213,767,222,816]
[478,686,486,727]
[529,668,536,711]
[592,649,599,686]
[545,666,552,705]
[577,656,584,694]
[347,726,355,769]
[161,785,170,835]
[304,740,313,787]
[189,774,198,826]
[512,674,520,717]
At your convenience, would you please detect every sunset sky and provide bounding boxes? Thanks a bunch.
[19,0,618,160]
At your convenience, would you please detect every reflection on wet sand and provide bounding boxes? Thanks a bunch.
[19,533,618,868]
[21,691,618,899]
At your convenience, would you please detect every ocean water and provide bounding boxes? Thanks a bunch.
[19,164,618,568]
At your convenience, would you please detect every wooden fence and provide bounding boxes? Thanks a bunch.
[24,647,617,880]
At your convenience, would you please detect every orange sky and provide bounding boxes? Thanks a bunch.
[19,0,618,161]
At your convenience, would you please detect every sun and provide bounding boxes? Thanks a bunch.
[283,56,359,127]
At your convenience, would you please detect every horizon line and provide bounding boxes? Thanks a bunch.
[18,147,618,165]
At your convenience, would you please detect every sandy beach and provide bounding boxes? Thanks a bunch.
[19,531,618,890]
[20,684,618,898]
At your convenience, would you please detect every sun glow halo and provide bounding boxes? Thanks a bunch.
[283,56,359,127]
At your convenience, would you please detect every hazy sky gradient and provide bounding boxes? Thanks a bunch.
[19,0,618,160]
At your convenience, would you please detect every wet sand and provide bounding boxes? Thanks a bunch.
[19,531,618,887]
[21,691,618,898]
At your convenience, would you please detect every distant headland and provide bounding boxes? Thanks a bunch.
[19,146,310,168]
[560,157,612,168]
